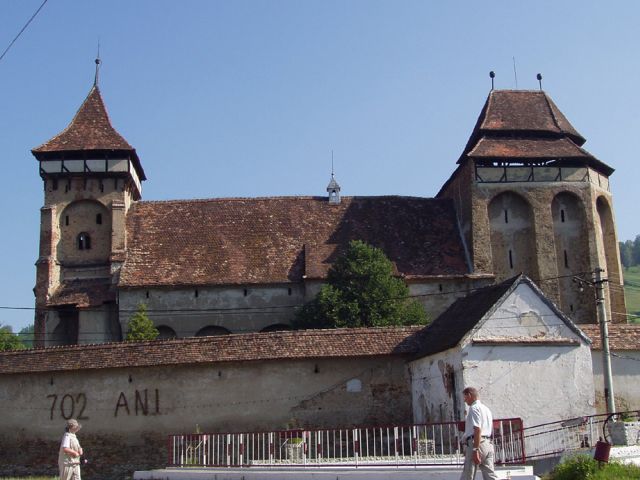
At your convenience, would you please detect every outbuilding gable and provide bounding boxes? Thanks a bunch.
[410,275,595,427]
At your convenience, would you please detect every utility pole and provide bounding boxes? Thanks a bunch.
[594,268,616,414]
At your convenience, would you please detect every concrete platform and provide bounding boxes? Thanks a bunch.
[134,465,537,480]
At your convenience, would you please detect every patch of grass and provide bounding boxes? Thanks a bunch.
[543,454,640,479]
[623,266,640,324]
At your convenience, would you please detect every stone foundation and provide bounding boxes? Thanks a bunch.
[0,433,165,480]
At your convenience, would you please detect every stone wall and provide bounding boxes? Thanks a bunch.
[0,355,411,479]
[0,433,165,480]
[439,164,626,325]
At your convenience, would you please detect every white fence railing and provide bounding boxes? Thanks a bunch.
[168,418,525,467]
[522,411,640,460]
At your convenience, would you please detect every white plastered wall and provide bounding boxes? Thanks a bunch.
[410,282,595,428]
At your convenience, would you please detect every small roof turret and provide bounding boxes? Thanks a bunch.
[326,173,341,204]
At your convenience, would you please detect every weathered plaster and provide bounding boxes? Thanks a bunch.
[591,350,640,413]
[410,282,595,428]
[0,356,411,441]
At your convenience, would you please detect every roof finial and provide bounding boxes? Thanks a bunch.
[94,41,101,87]
[489,71,495,90]
[537,73,543,91]
[331,150,334,178]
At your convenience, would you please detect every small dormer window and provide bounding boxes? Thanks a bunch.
[78,233,91,250]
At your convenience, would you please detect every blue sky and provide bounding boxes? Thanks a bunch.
[1,1,638,332]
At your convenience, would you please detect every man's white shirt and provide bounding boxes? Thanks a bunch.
[463,400,493,440]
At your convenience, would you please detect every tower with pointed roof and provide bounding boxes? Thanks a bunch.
[31,70,146,346]
[438,89,626,324]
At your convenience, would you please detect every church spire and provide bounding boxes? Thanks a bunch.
[32,60,146,198]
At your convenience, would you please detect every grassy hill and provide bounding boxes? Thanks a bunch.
[624,266,640,324]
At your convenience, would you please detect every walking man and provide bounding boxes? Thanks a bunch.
[460,387,498,480]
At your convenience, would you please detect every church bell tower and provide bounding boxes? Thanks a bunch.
[32,60,146,346]
[438,86,626,324]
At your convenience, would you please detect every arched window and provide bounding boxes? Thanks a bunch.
[157,325,177,340]
[195,326,231,337]
[260,324,293,333]
[77,233,91,250]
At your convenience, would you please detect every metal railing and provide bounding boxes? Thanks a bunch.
[522,411,640,460]
[168,418,525,467]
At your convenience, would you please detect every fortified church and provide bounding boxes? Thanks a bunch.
[1,67,636,478]
[31,71,626,346]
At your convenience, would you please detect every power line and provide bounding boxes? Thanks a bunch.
[0,271,614,315]
[0,0,49,64]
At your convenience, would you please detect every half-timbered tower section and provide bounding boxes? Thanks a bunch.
[438,90,626,324]
[32,84,146,345]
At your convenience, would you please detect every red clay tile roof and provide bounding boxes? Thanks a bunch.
[580,324,640,351]
[46,279,115,308]
[468,137,592,159]
[474,90,585,143]
[0,326,426,374]
[31,85,146,180]
[119,196,470,288]
[458,90,613,176]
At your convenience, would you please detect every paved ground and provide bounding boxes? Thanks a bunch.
[133,465,537,480]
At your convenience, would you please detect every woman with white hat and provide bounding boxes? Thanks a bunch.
[58,419,83,480]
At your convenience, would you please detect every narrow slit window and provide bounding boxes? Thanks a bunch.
[243,288,248,297]
[560,209,565,223]
[195,289,199,298]
[564,250,569,268]
[508,250,514,269]
[65,216,69,226]
[96,213,102,225]
[288,287,292,296]
[570,304,574,312]
[77,233,91,250]
[504,209,509,224]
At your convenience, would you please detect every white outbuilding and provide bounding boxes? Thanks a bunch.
[410,274,595,427]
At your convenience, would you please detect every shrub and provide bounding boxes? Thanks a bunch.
[544,454,640,480]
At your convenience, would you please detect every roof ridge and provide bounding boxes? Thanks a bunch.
[31,86,101,152]
[0,326,424,357]
[540,91,565,136]
[133,195,444,206]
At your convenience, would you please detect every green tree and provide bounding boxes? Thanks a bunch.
[295,240,429,329]
[126,303,159,341]
[633,235,640,266]
[0,324,25,351]
[620,240,632,268]
[19,324,35,349]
